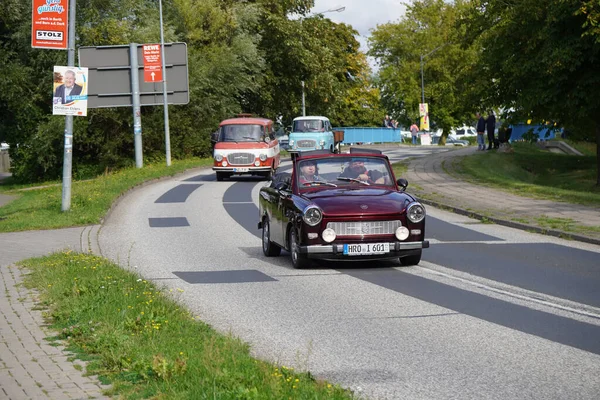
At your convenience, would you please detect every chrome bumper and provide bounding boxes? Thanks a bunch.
[212,166,272,172]
[299,241,430,255]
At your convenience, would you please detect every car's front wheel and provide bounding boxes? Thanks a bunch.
[262,219,281,257]
[289,229,309,269]
[400,250,422,266]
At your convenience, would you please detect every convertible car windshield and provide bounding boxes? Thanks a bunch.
[219,124,264,142]
[297,156,394,188]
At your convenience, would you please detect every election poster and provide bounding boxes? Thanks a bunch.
[53,66,88,116]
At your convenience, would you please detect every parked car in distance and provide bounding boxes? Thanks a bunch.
[431,135,469,146]
[452,125,477,138]
[288,116,337,159]
[0,143,8,151]
[258,148,429,268]
[274,127,289,150]
[212,115,280,181]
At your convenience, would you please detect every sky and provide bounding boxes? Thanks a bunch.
[312,0,408,67]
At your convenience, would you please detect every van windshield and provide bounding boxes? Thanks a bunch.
[293,120,325,133]
[219,125,264,142]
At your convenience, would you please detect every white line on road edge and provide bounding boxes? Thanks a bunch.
[397,261,600,324]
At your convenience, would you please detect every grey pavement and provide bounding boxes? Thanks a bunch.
[0,227,110,399]
[0,146,599,399]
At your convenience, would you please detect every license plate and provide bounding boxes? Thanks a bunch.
[233,167,249,172]
[343,243,389,256]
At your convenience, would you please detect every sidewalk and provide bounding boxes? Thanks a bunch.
[1,147,599,399]
[0,227,110,399]
[404,146,600,245]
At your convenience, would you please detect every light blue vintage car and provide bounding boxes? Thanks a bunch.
[288,116,338,159]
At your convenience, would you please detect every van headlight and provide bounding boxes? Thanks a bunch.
[320,139,325,146]
[289,139,295,147]
[407,203,426,223]
[259,153,267,161]
[214,154,223,162]
[303,205,323,226]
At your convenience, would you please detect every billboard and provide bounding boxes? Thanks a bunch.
[53,66,88,116]
[32,0,68,49]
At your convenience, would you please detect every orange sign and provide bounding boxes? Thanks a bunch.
[143,44,163,82]
[32,0,68,49]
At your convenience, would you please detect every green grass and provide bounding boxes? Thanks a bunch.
[0,158,213,232]
[451,142,600,207]
[20,252,354,399]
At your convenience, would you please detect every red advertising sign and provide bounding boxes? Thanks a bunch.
[32,0,69,49]
[143,44,163,83]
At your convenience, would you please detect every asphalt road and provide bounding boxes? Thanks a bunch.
[98,147,600,400]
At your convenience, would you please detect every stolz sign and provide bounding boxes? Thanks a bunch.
[32,0,68,49]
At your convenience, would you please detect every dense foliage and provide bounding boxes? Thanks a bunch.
[0,0,379,182]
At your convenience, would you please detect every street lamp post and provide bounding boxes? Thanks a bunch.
[300,6,345,116]
[420,43,448,105]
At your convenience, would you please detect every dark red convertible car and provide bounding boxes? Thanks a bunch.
[258,148,429,268]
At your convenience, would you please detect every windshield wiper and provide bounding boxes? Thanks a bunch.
[337,177,370,186]
[302,181,337,187]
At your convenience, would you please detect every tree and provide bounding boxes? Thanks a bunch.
[466,0,600,185]
[368,0,478,139]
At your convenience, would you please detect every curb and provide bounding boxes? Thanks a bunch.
[418,197,600,246]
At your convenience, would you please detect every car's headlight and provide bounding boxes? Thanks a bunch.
[407,203,426,223]
[322,228,336,243]
[289,139,295,146]
[214,154,223,162]
[259,153,267,161]
[303,205,323,226]
[395,226,410,240]
[320,139,325,146]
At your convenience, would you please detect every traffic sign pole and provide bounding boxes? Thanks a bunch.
[130,43,143,168]
[61,0,76,212]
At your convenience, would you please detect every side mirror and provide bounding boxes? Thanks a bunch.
[210,131,218,143]
[396,178,408,191]
[274,181,289,191]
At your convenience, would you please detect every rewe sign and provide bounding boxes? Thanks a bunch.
[143,44,163,82]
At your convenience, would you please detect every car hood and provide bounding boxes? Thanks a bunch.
[302,188,415,216]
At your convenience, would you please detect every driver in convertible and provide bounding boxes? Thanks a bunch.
[339,159,385,184]
[299,160,324,185]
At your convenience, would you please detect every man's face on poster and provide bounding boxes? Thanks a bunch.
[64,72,76,88]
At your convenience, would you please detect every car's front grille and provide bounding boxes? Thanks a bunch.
[327,220,401,236]
[297,139,316,148]
[227,152,255,165]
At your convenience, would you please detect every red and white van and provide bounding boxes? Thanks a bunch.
[212,116,280,181]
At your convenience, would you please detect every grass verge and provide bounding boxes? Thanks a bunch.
[451,142,600,207]
[0,158,213,232]
[21,251,355,400]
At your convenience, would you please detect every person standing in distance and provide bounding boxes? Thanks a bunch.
[486,110,496,150]
[54,70,82,104]
[476,112,486,151]
[410,121,419,145]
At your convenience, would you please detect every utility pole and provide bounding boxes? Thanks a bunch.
[61,0,76,211]
[159,0,171,166]
[299,6,345,116]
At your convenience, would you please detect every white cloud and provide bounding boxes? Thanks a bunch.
[311,0,407,70]
[312,0,407,49]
